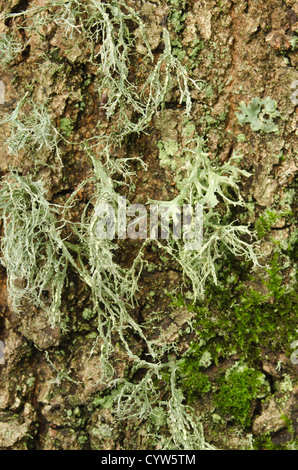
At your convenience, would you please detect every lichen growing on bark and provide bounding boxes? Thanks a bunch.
[0,0,297,451]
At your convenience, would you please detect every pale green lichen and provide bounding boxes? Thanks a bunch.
[69,152,158,380]
[0,93,62,164]
[157,139,179,171]
[112,362,214,450]
[0,173,69,327]
[151,138,261,299]
[236,96,280,133]
[0,32,25,66]
[0,0,267,451]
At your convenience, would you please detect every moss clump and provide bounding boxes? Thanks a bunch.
[174,246,297,367]
[255,209,293,239]
[60,117,74,137]
[254,431,297,450]
[215,365,267,427]
[177,362,211,403]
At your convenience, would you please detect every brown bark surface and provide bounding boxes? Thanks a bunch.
[0,0,297,450]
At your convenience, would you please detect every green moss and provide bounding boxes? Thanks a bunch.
[253,433,298,450]
[60,117,74,137]
[178,361,211,402]
[215,365,267,427]
[255,208,294,240]
[176,248,297,364]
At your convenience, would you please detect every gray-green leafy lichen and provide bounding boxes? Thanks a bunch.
[236,97,280,133]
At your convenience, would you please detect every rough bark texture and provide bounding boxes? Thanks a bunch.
[0,0,297,450]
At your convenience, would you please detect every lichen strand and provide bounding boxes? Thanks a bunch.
[0,0,297,451]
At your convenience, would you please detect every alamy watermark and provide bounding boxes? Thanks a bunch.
[93,197,203,250]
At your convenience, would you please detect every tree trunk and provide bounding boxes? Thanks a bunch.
[0,0,297,450]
